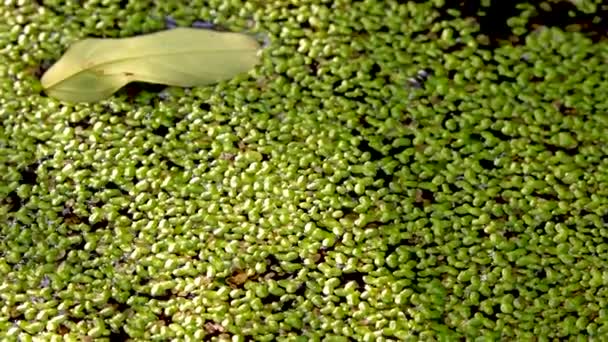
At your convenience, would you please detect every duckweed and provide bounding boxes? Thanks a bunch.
[1,0,608,340]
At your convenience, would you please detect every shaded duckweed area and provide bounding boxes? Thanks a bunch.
[1,0,608,340]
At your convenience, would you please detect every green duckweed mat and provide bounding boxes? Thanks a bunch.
[1,0,608,340]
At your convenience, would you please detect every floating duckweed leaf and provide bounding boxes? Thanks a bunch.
[40,28,261,103]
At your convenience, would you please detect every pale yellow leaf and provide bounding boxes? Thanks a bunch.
[41,28,261,103]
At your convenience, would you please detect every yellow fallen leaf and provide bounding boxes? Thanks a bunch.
[41,28,261,103]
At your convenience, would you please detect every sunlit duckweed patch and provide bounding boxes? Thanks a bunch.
[1,0,608,340]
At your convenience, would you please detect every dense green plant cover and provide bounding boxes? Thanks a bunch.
[1,0,607,340]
